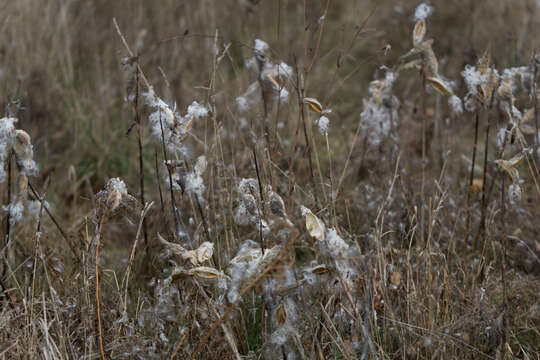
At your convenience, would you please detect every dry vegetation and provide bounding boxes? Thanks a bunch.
[0,0,539,359]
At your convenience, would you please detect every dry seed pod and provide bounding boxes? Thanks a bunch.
[188,266,230,280]
[276,304,287,325]
[302,208,325,241]
[497,81,514,108]
[268,191,287,219]
[311,264,329,275]
[158,233,189,255]
[522,108,534,124]
[18,174,28,194]
[107,187,123,211]
[194,242,214,265]
[158,233,214,266]
[14,130,32,159]
[265,73,280,89]
[494,159,520,183]
[399,59,423,71]
[412,19,426,47]
[303,97,323,114]
[427,77,453,96]
[229,248,263,265]
[242,193,258,217]
[193,155,207,175]
[423,44,439,77]
[507,151,527,168]
[477,48,491,76]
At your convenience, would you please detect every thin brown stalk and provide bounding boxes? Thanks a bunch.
[499,178,508,306]
[155,148,165,211]
[252,147,266,251]
[95,215,106,360]
[476,73,500,248]
[420,71,426,244]
[534,52,538,152]
[133,64,150,263]
[465,110,480,245]
[158,108,180,238]
[28,182,78,259]
[2,156,11,281]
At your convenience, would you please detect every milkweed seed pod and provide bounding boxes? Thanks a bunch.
[423,43,439,78]
[303,97,324,114]
[121,56,137,103]
[188,266,230,281]
[13,130,38,176]
[17,173,28,195]
[477,48,491,76]
[95,178,141,220]
[300,206,325,242]
[497,78,514,108]
[276,303,287,325]
[242,193,258,217]
[413,19,426,48]
[267,190,287,219]
[427,76,453,96]
[157,233,214,266]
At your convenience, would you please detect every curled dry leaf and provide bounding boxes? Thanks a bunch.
[412,19,426,47]
[303,97,323,114]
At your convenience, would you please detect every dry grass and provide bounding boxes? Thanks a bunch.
[0,1,539,359]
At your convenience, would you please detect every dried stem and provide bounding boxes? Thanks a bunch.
[420,71,426,244]
[158,108,180,238]
[465,110,480,246]
[95,215,106,360]
[133,64,150,263]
